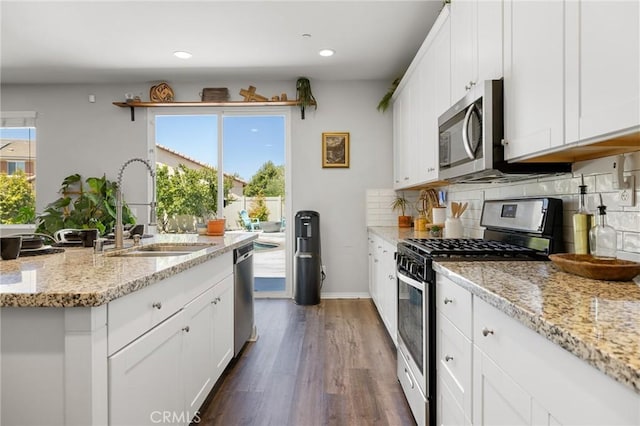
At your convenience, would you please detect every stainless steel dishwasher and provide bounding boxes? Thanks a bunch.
[233,243,254,356]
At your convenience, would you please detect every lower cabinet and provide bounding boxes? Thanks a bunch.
[109,255,235,426]
[436,272,640,426]
[109,312,186,426]
[211,274,234,383]
[367,232,397,346]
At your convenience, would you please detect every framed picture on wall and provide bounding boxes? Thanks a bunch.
[322,132,350,168]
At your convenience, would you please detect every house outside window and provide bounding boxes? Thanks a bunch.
[7,160,26,175]
[0,111,37,225]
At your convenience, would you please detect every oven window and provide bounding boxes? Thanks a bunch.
[398,278,423,374]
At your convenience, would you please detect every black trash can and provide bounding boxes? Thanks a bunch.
[294,210,322,305]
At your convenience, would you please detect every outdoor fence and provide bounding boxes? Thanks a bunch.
[224,196,284,230]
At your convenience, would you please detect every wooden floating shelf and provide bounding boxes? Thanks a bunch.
[113,100,304,121]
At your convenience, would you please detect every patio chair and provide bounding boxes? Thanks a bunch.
[239,209,261,231]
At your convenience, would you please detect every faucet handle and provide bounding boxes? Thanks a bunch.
[133,234,141,246]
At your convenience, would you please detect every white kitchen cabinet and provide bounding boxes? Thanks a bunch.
[211,274,234,383]
[183,286,216,414]
[109,311,186,426]
[450,0,502,103]
[565,0,640,144]
[472,345,533,426]
[436,276,472,425]
[393,6,450,189]
[503,0,565,160]
[367,232,397,346]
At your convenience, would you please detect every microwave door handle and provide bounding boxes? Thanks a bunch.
[462,104,477,160]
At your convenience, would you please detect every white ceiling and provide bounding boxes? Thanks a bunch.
[0,0,444,85]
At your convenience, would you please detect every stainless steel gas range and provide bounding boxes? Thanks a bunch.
[395,197,564,426]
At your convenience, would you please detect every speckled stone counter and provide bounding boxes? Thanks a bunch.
[0,232,258,307]
[434,260,640,394]
[368,226,436,245]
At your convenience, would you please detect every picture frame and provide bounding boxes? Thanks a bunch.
[322,132,350,168]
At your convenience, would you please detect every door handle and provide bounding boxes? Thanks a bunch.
[462,103,478,160]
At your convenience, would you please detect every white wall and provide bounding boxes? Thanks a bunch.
[1,79,393,296]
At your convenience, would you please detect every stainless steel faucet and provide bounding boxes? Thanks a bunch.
[115,158,157,249]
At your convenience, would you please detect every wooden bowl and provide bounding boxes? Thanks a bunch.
[549,253,640,281]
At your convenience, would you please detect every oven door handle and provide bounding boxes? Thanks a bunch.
[397,271,425,291]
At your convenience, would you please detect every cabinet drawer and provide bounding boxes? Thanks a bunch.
[438,312,472,418]
[438,378,470,426]
[397,349,426,426]
[183,252,232,303]
[108,273,185,356]
[437,275,472,337]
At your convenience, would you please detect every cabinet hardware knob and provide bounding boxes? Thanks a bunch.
[152,302,162,310]
[389,274,395,280]
[374,259,379,263]
[444,298,453,304]
[212,300,218,305]
[445,355,454,362]
[465,84,470,90]
[501,139,508,146]
[182,326,190,333]
[482,328,494,337]
[404,368,414,389]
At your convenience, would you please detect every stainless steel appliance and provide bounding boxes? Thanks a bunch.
[234,243,254,356]
[438,80,570,183]
[396,197,563,426]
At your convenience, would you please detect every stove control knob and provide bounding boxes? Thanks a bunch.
[409,263,416,275]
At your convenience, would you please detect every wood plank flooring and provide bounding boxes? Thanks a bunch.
[197,298,415,426]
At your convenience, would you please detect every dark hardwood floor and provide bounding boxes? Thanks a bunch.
[197,298,415,426]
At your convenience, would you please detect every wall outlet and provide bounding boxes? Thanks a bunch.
[618,175,635,207]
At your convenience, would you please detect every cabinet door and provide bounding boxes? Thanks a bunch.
[393,89,409,188]
[438,379,469,426]
[381,240,397,345]
[450,0,475,102]
[368,234,375,300]
[212,275,234,382]
[503,0,564,160]
[473,346,533,426]
[109,312,185,426]
[183,287,216,415]
[566,0,639,143]
[476,0,503,84]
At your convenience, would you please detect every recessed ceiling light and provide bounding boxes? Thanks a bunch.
[173,51,192,59]
[319,49,335,57]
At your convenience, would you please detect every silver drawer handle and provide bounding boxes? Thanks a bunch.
[152,302,162,310]
[444,298,453,305]
[389,274,395,280]
[482,328,494,337]
[445,355,454,362]
[182,326,190,333]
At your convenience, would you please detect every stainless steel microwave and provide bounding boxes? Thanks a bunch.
[438,80,570,183]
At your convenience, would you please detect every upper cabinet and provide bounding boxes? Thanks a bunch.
[393,6,450,189]
[503,0,565,160]
[504,0,640,161]
[450,0,503,103]
[565,0,640,145]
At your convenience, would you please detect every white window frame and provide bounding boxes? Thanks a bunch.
[147,106,293,298]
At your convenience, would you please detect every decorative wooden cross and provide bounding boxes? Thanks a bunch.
[239,86,268,102]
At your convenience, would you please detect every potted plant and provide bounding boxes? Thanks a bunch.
[36,173,136,237]
[296,77,317,119]
[391,192,412,228]
[377,77,401,112]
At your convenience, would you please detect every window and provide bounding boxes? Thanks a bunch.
[7,161,26,175]
[0,112,37,224]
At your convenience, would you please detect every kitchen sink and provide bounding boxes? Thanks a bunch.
[107,243,215,257]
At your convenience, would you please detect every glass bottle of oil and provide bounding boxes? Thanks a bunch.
[573,176,594,254]
[589,195,617,259]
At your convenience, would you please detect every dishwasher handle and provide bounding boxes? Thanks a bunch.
[234,244,254,264]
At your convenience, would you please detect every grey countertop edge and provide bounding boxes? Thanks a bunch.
[0,234,258,308]
[433,262,640,395]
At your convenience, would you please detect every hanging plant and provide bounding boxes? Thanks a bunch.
[296,77,317,119]
[377,77,401,112]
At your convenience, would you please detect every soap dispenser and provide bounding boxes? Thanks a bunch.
[573,175,594,254]
[589,194,617,259]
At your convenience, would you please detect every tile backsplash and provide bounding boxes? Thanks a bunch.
[367,152,640,262]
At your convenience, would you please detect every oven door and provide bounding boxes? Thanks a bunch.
[397,270,427,394]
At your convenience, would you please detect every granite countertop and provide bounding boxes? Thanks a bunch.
[434,260,640,394]
[368,226,436,245]
[0,232,258,308]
